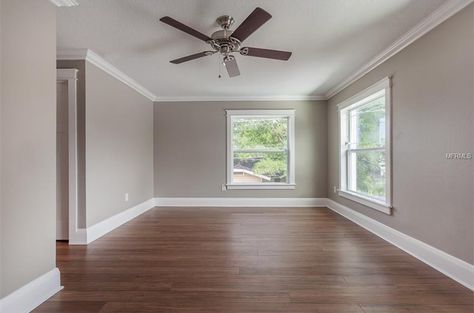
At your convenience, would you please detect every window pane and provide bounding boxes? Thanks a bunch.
[349,95,385,149]
[233,151,288,183]
[349,150,386,200]
[232,117,288,150]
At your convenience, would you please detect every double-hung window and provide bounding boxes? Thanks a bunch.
[338,77,392,214]
[226,110,295,189]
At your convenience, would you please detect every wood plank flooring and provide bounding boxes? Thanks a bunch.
[34,207,473,313]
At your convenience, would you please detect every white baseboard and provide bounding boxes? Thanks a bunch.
[154,197,326,207]
[0,268,62,313]
[325,198,474,291]
[68,227,87,245]
[86,198,155,244]
[69,198,155,245]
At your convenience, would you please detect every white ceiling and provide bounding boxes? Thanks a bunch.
[57,0,446,100]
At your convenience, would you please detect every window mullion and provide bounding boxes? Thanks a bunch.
[349,147,385,152]
[233,149,286,153]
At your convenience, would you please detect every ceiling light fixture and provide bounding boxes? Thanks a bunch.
[160,7,292,78]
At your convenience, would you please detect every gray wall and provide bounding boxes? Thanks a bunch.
[327,4,474,264]
[85,62,154,227]
[0,0,57,297]
[57,60,154,228]
[154,101,327,198]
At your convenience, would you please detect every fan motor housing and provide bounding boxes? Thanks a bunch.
[211,29,231,40]
[209,32,240,54]
[208,15,241,55]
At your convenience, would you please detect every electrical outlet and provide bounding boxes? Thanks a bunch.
[125,193,129,202]
[221,184,227,191]
[333,186,337,193]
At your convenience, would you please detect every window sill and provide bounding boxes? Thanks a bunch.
[226,184,296,190]
[338,190,391,215]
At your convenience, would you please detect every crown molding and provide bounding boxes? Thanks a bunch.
[56,50,326,102]
[54,0,472,103]
[325,0,474,99]
[57,49,157,101]
[154,94,328,102]
[56,49,327,102]
[49,0,79,7]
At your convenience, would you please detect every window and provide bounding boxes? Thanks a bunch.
[338,77,392,214]
[226,110,295,189]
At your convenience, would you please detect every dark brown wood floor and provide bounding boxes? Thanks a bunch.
[35,207,473,313]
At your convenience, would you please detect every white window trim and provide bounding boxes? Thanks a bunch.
[226,109,295,190]
[337,77,392,214]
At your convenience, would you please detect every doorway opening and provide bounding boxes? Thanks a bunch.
[56,69,79,242]
[56,79,69,240]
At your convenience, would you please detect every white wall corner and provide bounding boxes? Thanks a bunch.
[324,198,474,291]
[325,0,474,99]
[154,197,327,207]
[0,268,62,313]
[49,0,79,7]
[56,49,157,101]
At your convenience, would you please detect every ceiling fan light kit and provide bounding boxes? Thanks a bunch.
[160,7,292,78]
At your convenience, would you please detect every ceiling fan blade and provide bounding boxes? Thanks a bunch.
[224,57,240,77]
[160,16,211,42]
[240,47,292,60]
[231,7,272,42]
[170,51,214,64]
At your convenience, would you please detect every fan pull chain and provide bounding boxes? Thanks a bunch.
[218,55,222,79]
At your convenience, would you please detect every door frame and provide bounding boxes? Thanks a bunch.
[57,69,80,243]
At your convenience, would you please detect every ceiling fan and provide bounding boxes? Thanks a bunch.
[160,7,292,78]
